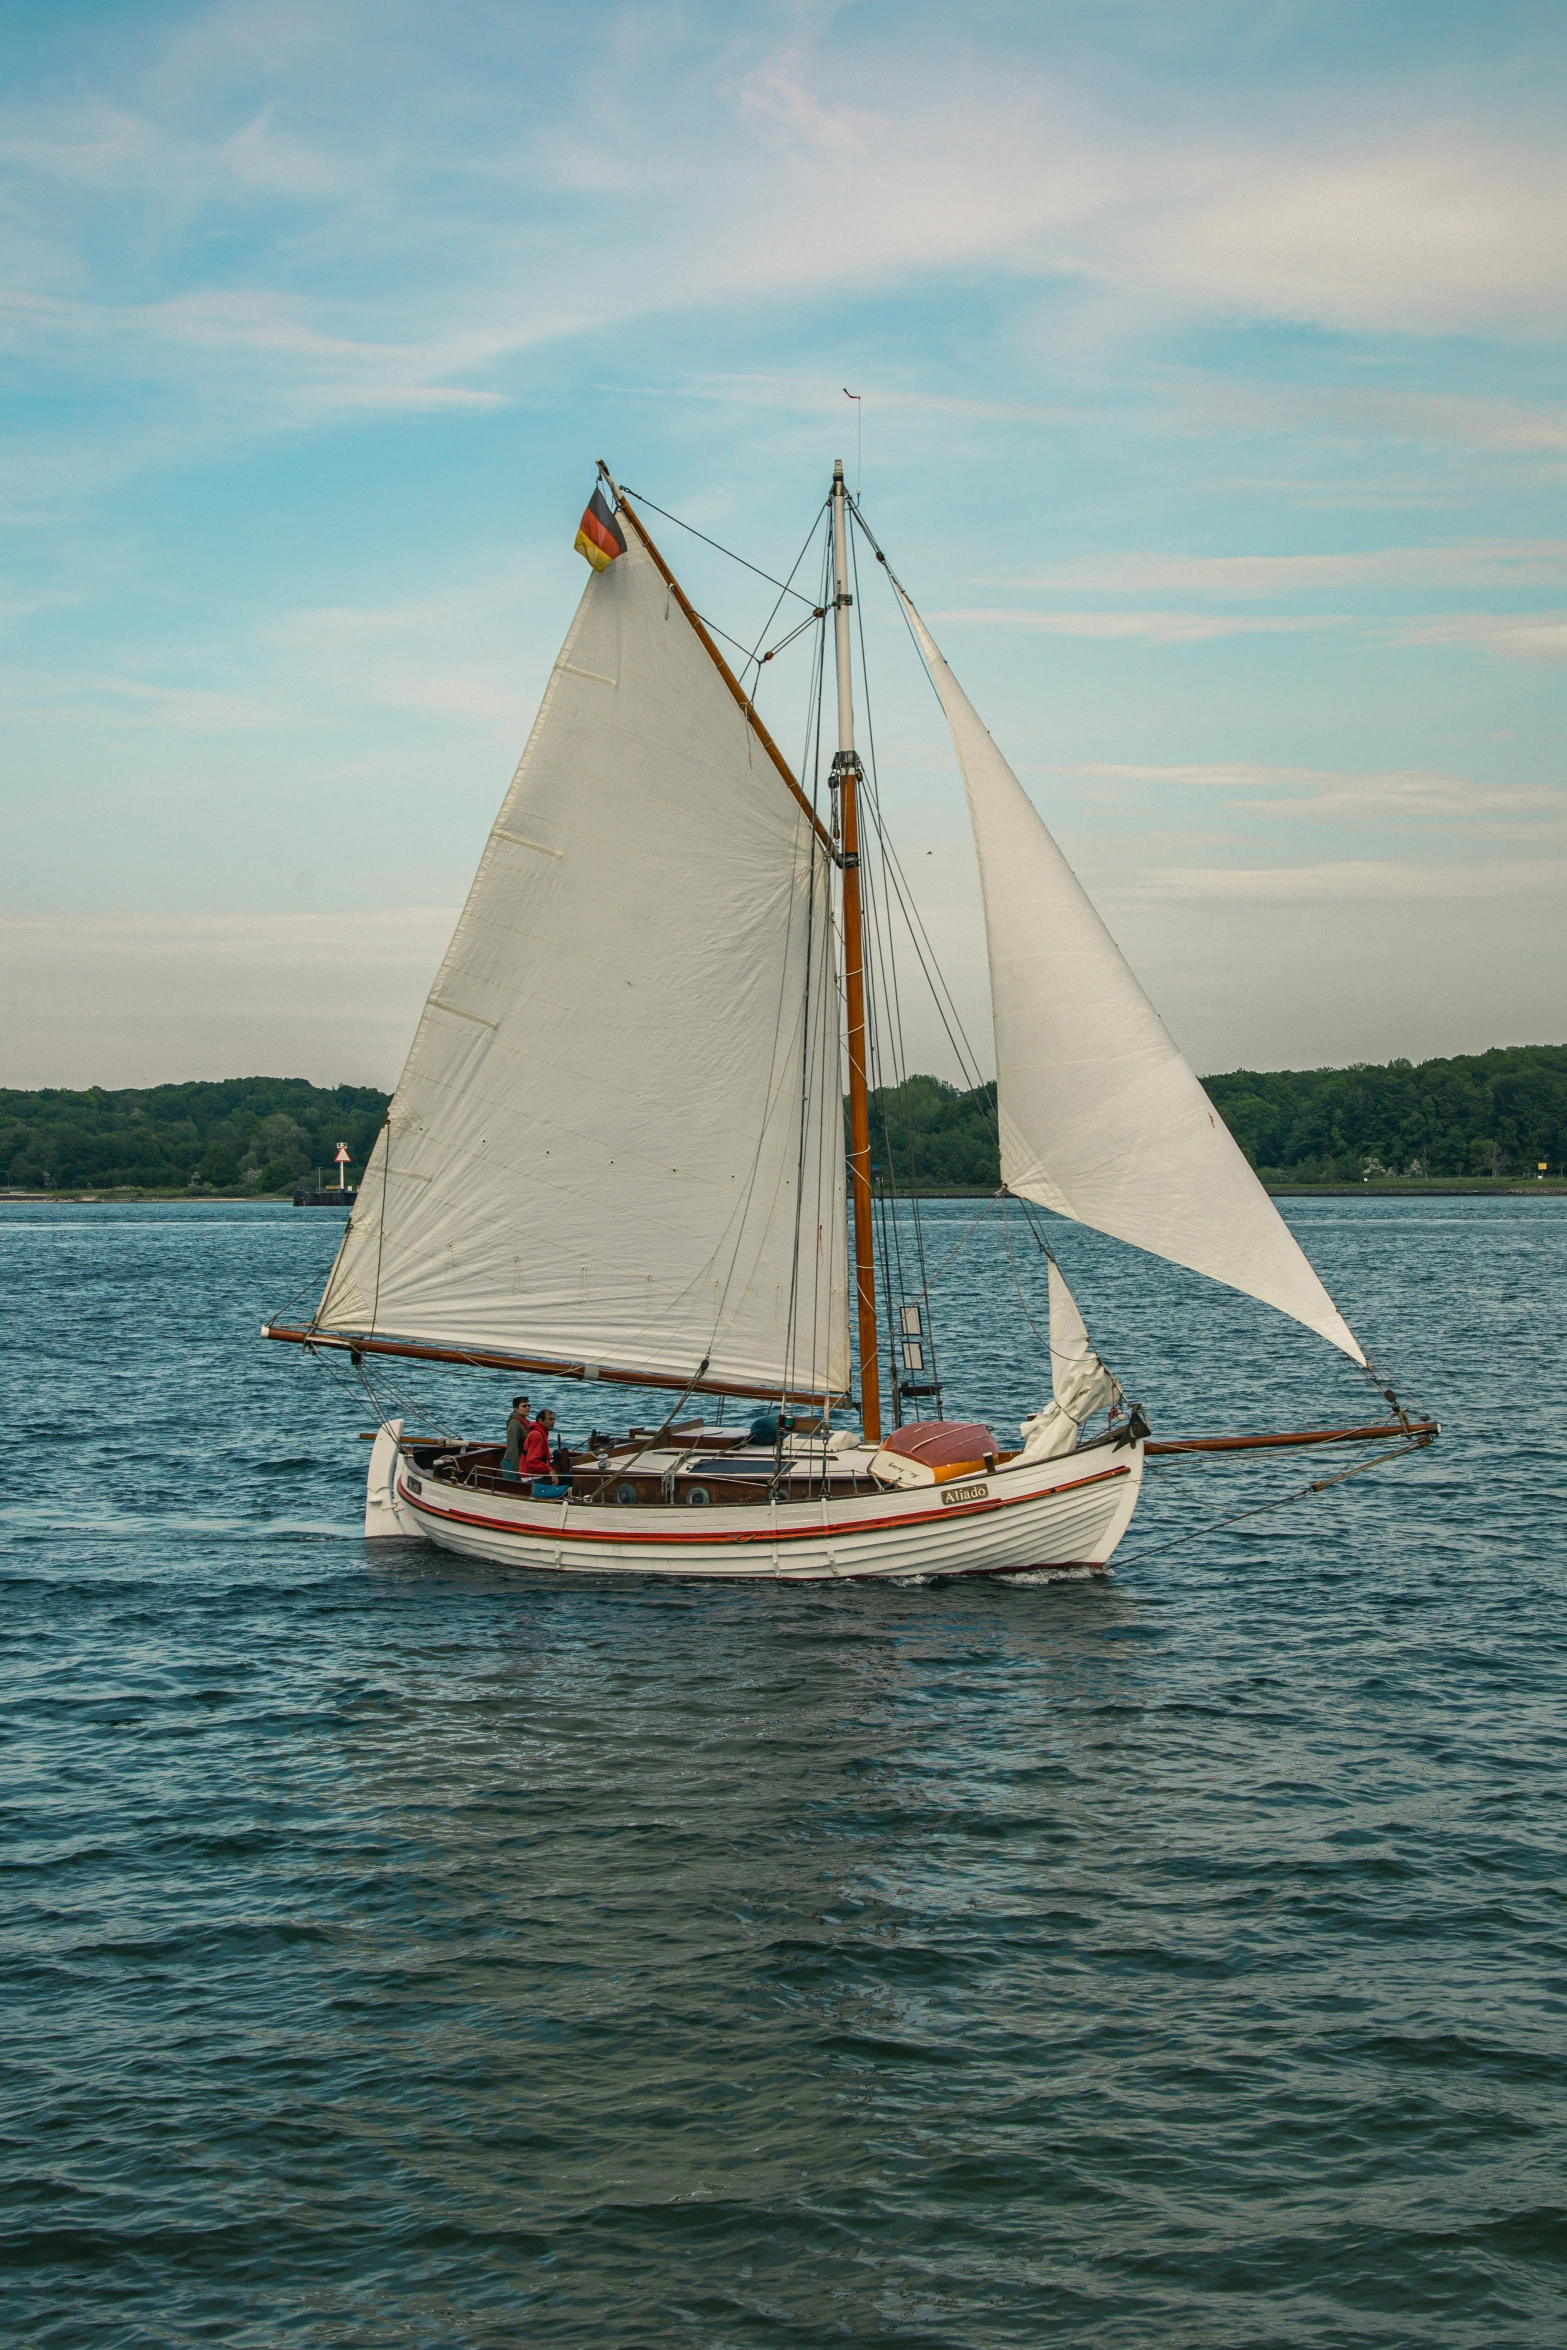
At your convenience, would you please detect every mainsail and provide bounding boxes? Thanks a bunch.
[313,527,850,1398]
[899,595,1366,1366]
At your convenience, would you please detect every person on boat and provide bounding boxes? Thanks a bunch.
[519,1409,556,1481]
[747,1408,794,1448]
[501,1395,530,1480]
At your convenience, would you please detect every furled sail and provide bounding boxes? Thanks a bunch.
[1017,1254,1124,1461]
[899,595,1365,1366]
[313,527,850,1398]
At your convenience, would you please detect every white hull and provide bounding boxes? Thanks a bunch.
[365,1421,1144,1581]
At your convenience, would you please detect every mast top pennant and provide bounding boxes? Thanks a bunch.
[575,485,627,572]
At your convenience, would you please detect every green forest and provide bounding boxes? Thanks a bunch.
[3,1043,1564,1193]
[0,1078,389,1194]
[1201,1044,1567,1182]
[863,1042,1567,1191]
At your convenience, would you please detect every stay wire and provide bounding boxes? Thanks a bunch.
[924,1188,1007,1285]
[845,504,994,1117]
[848,494,996,1108]
[781,564,833,1435]
[851,552,924,1414]
[1115,1436,1434,1569]
[735,502,831,687]
[853,523,942,1393]
[615,487,819,605]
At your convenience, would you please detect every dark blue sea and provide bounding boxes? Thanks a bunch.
[3,1197,1563,2347]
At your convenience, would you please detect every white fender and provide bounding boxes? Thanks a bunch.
[364,1417,425,1539]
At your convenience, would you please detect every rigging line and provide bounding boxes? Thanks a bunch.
[705,537,836,1403]
[843,490,908,594]
[855,758,902,1380]
[1000,1201,1101,1373]
[838,612,992,1101]
[798,530,832,805]
[739,504,834,685]
[614,486,822,606]
[755,607,826,668]
[856,784,914,1402]
[370,1113,392,1334]
[849,524,943,1394]
[305,1104,392,1341]
[845,499,997,1103]
[784,666,828,1414]
[307,1334,459,1447]
[923,1187,1007,1284]
[803,534,839,1430]
[271,1249,348,1329]
[857,744,991,1101]
[872,832,992,1108]
[694,815,818,1398]
[694,606,784,671]
[1115,1437,1434,1569]
[853,662,939,1413]
[1000,1194,1052,1359]
[351,1358,462,1447]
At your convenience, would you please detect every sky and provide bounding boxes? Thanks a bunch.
[3,0,1565,1089]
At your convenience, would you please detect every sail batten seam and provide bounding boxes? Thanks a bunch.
[494,829,564,857]
[430,999,500,1029]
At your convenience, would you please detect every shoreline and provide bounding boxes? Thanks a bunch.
[4,1182,1565,1206]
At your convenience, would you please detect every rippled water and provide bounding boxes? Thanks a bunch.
[3,1198,1563,2347]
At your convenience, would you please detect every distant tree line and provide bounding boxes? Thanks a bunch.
[1202,1043,1567,1181]
[5,1043,1563,1194]
[861,1043,1567,1190]
[0,1078,390,1193]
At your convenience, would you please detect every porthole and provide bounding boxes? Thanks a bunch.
[685,1485,712,1507]
[613,1481,640,1506]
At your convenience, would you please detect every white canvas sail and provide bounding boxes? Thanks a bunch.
[899,595,1365,1366]
[314,529,850,1398]
[1016,1253,1123,1461]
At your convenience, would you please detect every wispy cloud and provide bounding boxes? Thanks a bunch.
[1393,612,1567,662]
[930,609,1327,643]
[2,666,273,731]
[938,597,1567,663]
[1017,542,1567,597]
[1178,381,1567,457]
[4,7,1567,448]
[6,2,1567,1082]
[1065,761,1565,819]
[1119,859,1567,906]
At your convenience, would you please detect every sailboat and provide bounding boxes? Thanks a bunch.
[263,462,1435,1579]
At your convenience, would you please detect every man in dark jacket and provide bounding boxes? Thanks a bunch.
[502,1396,530,1480]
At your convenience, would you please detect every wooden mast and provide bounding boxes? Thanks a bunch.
[832,459,882,1444]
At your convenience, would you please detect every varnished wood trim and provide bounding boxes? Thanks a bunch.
[1146,1418,1438,1456]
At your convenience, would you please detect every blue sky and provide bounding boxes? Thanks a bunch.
[3,0,1565,1085]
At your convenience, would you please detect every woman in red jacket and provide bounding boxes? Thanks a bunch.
[518,1409,555,1481]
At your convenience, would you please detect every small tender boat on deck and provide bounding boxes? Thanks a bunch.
[264,461,1434,1580]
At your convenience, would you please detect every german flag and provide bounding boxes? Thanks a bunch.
[575,485,627,572]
